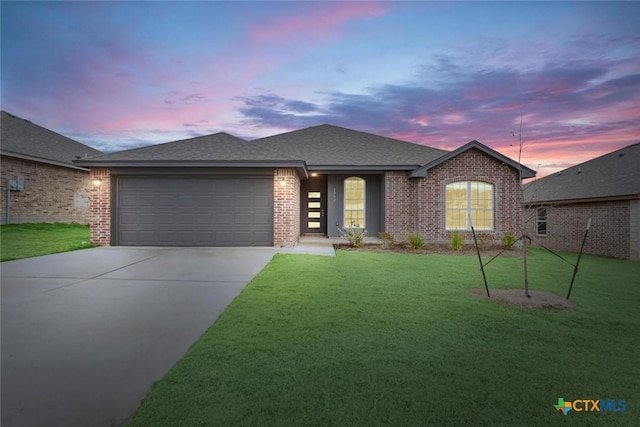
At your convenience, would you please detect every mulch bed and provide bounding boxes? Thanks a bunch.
[334,243,524,258]
[469,288,573,310]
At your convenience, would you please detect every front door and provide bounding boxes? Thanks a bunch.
[302,174,327,234]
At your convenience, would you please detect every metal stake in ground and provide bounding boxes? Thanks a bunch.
[566,218,591,300]
[470,223,490,298]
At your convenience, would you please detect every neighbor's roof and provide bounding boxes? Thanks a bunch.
[524,142,640,204]
[410,140,537,179]
[253,124,448,170]
[1,111,102,169]
[74,132,307,174]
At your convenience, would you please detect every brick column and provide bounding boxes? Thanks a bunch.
[273,168,300,247]
[384,171,417,242]
[89,168,111,245]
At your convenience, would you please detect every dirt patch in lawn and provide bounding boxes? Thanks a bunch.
[335,243,524,258]
[469,288,573,310]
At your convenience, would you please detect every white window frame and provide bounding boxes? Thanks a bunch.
[536,207,548,236]
[344,177,366,228]
[445,181,494,231]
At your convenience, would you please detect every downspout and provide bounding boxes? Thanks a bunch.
[5,183,11,224]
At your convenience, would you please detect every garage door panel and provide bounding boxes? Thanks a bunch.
[254,213,271,226]
[117,176,273,246]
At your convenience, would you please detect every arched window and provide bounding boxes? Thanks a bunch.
[344,177,365,228]
[445,181,493,230]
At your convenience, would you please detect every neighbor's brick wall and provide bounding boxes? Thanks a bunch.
[528,200,632,259]
[89,168,111,245]
[0,156,92,224]
[631,200,640,260]
[273,168,300,247]
[384,171,417,240]
[385,149,522,243]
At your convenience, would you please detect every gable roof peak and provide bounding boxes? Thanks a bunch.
[410,139,536,179]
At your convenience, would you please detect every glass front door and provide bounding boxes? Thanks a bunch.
[302,175,327,234]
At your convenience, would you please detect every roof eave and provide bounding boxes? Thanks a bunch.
[306,164,422,171]
[73,159,309,178]
[2,150,90,171]
[525,193,640,206]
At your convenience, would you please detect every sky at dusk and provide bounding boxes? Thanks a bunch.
[2,1,639,177]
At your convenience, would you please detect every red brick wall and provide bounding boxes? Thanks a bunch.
[273,168,300,247]
[384,171,417,239]
[89,168,111,245]
[527,200,632,259]
[0,156,92,224]
[385,148,522,243]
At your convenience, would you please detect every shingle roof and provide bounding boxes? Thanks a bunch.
[1,111,102,168]
[74,131,307,174]
[410,140,537,179]
[253,124,448,169]
[524,142,640,203]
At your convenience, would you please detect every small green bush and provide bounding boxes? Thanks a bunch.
[408,231,425,250]
[450,231,463,251]
[501,231,517,250]
[378,232,396,249]
[340,226,367,247]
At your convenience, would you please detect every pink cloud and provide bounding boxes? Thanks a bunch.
[249,2,388,45]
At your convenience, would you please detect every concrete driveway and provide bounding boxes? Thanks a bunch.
[1,246,280,427]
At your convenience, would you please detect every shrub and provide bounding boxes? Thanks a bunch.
[378,231,396,249]
[476,233,494,251]
[408,231,425,250]
[450,231,463,251]
[340,226,367,247]
[501,231,517,250]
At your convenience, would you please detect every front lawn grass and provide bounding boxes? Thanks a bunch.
[126,249,639,426]
[0,223,94,262]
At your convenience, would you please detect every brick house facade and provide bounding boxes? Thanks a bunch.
[1,111,102,225]
[524,143,639,260]
[78,126,533,248]
[385,148,523,243]
[0,156,92,224]
[527,200,635,260]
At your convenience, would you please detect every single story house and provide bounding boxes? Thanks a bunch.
[75,124,535,247]
[0,111,103,224]
[524,143,640,260]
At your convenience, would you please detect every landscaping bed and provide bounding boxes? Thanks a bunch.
[334,242,524,257]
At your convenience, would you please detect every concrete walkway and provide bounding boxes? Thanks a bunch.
[1,241,337,427]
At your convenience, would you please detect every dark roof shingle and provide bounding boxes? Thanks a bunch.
[77,132,297,163]
[253,124,448,168]
[1,111,102,167]
[524,142,640,203]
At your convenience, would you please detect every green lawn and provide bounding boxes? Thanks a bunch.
[0,223,94,262]
[125,249,639,427]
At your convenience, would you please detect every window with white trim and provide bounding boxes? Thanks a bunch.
[445,181,494,230]
[344,177,365,228]
[536,207,547,236]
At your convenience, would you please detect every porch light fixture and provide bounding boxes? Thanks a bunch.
[311,172,318,177]
[279,177,286,187]
[92,178,102,186]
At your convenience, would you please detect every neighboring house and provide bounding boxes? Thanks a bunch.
[0,111,103,224]
[75,124,535,247]
[524,143,640,260]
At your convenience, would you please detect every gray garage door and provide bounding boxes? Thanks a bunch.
[116,176,273,246]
